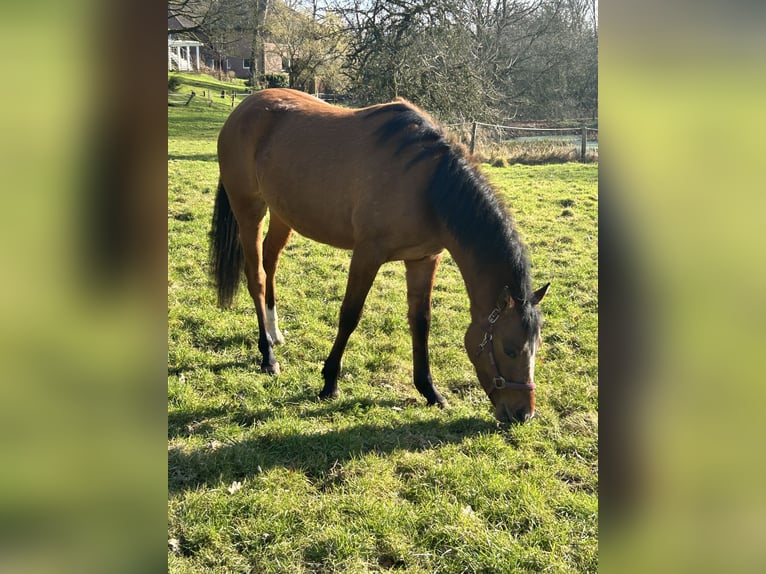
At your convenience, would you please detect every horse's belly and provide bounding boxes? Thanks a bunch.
[263,191,356,249]
[281,214,356,250]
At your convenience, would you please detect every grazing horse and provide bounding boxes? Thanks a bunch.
[210,88,549,424]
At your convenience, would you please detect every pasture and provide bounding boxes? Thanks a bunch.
[168,93,598,572]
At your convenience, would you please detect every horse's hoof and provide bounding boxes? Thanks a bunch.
[427,395,448,408]
[318,388,339,400]
[260,362,280,375]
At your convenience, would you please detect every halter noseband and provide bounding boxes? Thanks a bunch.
[474,290,536,396]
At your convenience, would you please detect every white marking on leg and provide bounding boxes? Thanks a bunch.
[266,306,285,345]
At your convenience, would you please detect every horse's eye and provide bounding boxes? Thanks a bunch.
[503,346,518,358]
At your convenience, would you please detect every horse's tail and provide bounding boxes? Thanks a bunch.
[209,181,244,308]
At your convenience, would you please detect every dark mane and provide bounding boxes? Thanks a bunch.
[366,101,541,337]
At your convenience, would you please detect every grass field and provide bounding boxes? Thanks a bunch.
[168,86,598,572]
[169,72,250,93]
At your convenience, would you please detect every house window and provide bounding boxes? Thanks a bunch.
[243,59,251,69]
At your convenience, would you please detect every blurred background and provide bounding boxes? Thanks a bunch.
[0,1,166,572]
[1,0,765,571]
[600,1,766,572]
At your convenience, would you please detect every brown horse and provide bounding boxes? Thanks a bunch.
[210,88,548,424]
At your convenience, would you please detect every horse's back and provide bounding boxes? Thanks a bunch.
[218,89,443,258]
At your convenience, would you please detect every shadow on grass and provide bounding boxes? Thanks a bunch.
[168,153,218,162]
[168,407,496,493]
[168,359,254,378]
[169,393,414,440]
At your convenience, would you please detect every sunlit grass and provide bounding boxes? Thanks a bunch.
[168,78,597,573]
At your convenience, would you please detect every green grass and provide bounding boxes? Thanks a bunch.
[168,82,598,572]
[169,72,250,93]
[168,72,252,114]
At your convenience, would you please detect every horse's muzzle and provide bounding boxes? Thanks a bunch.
[495,404,535,424]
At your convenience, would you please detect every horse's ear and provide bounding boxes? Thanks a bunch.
[531,283,550,306]
[497,285,513,309]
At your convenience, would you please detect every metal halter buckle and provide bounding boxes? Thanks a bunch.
[476,289,537,396]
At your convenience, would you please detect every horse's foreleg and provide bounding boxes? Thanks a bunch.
[319,246,384,399]
[239,205,280,375]
[263,215,293,345]
[405,255,446,407]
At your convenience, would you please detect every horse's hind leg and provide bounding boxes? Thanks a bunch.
[263,214,293,345]
[238,201,281,374]
[405,255,447,407]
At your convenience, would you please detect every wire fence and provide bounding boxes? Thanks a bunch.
[169,85,598,162]
[444,120,598,160]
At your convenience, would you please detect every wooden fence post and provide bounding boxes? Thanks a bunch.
[470,121,478,155]
[581,126,587,159]
[231,92,236,108]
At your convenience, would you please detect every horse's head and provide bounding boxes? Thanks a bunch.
[465,283,549,424]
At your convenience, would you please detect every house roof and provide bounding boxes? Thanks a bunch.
[168,10,207,43]
[168,10,197,31]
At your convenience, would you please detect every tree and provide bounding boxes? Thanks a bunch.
[333,0,597,121]
[168,1,208,33]
[337,1,483,118]
[173,0,598,120]
[265,0,349,92]
[249,0,271,86]
[170,0,256,79]
[495,0,597,118]
[168,0,244,36]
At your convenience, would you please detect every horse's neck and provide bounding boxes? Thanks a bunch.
[444,238,506,324]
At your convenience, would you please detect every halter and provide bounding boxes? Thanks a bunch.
[474,289,536,396]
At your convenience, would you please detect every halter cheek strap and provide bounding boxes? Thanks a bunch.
[474,299,536,396]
